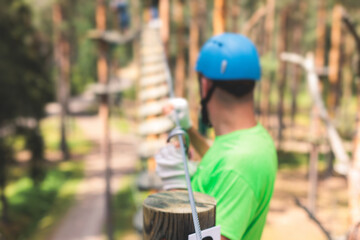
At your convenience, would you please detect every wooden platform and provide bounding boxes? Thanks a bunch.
[88,29,140,44]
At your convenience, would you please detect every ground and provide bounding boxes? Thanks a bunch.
[264,172,348,240]
[49,115,140,240]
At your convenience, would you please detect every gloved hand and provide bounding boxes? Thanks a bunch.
[166,98,192,130]
[155,144,198,190]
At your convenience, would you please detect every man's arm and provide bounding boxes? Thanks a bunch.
[188,127,210,158]
[221,236,230,240]
[165,98,210,157]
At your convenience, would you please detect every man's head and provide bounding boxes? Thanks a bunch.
[195,33,261,127]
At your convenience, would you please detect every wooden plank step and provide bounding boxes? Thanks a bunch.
[141,63,165,76]
[138,100,167,118]
[136,171,163,191]
[138,138,167,158]
[138,117,173,136]
[142,55,163,64]
[141,46,163,55]
[140,74,167,87]
[88,29,139,44]
[138,85,169,101]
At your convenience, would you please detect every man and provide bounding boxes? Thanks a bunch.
[155,33,277,240]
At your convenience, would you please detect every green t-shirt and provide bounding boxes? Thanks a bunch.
[191,123,277,240]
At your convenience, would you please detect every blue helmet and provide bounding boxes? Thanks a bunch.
[195,33,261,81]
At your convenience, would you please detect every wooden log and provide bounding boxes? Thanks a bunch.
[143,190,216,240]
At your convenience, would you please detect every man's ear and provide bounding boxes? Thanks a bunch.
[201,77,212,98]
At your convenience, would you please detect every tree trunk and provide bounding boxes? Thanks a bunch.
[242,6,266,37]
[231,0,241,32]
[213,0,227,35]
[28,123,45,186]
[198,0,208,45]
[264,0,275,53]
[174,0,185,97]
[260,0,275,128]
[315,0,327,70]
[328,4,343,118]
[53,3,70,160]
[290,1,306,129]
[0,185,8,223]
[96,1,113,239]
[0,140,10,223]
[277,6,290,145]
[188,0,200,129]
[342,11,360,227]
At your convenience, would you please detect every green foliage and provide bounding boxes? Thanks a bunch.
[70,0,98,95]
[0,161,83,240]
[113,185,137,238]
[0,0,52,123]
[260,53,278,78]
[277,151,330,170]
[113,176,146,239]
[41,117,93,156]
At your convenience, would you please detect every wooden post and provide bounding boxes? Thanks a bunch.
[174,0,185,97]
[96,1,113,239]
[143,191,216,240]
[328,4,343,118]
[213,0,227,35]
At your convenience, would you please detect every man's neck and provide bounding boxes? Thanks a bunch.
[210,100,257,136]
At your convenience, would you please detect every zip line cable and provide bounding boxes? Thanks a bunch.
[153,28,203,240]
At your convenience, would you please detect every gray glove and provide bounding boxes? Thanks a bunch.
[168,98,192,130]
[155,144,198,190]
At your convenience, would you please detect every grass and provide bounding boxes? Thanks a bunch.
[0,116,94,240]
[41,117,93,156]
[0,161,84,240]
[113,176,147,239]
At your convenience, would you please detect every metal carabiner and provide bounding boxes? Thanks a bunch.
[166,127,190,155]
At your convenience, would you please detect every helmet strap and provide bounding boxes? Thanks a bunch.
[200,83,217,127]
